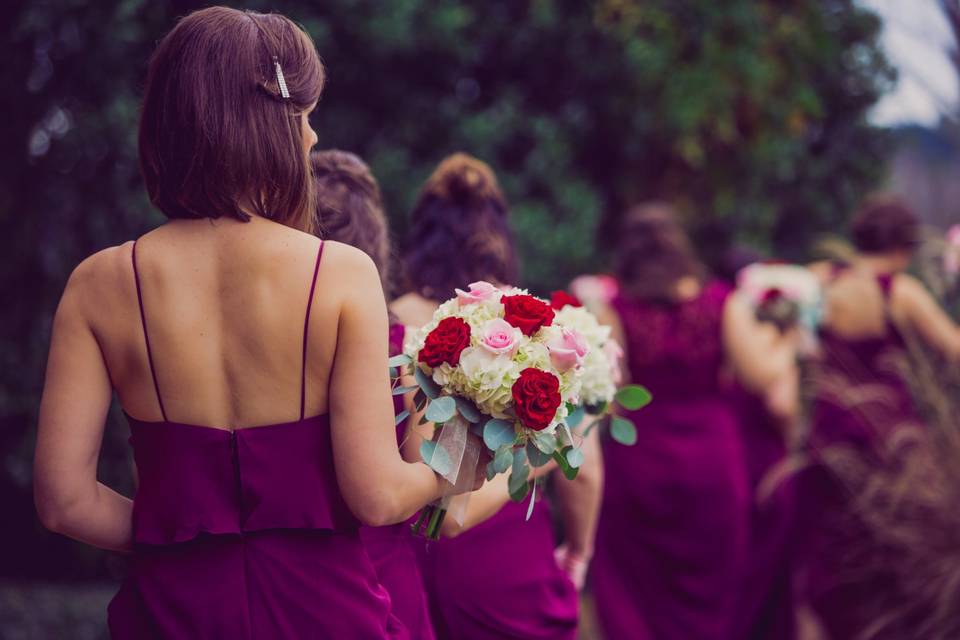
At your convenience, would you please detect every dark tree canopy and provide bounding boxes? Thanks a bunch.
[0,0,892,579]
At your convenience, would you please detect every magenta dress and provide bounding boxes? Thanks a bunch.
[802,270,924,639]
[592,281,750,640]
[733,388,797,640]
[359,324,436,640]
[108,241,406,639]
[418,497,578,640]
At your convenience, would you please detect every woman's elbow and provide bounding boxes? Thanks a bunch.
[349,491,403,528]
[34,488,75,534]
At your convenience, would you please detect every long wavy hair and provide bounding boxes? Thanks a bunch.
[310,149,392,296]
[401,153,518,302]
[614,202,705,303]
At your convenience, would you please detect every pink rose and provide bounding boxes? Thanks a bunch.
[948,225,960,245]
[547,328,589,372]
[456,281,498,306]
[603,340,624,385]
[569,274,619,306]
[479,318,522,356]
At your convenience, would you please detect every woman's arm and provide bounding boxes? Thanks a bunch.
[895,274,960,361]
[723,293,797,395]
[329,248,482,527]
[551,421,603,587]
[34,257,133,552]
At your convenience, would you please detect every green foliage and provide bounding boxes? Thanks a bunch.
[0,0,893,579]
[611,415,639,446]
[615,384,653,411]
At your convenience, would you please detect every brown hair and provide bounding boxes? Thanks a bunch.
[139,7,324,232]
[310,150,392,295]
[850,194,920,255]
[615,202,705,302]
[401,153,518,302]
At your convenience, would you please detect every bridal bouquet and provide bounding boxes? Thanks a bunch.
[392,282,649,538]
[737,263,823,332]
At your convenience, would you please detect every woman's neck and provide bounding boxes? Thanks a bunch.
[853,252,908,275]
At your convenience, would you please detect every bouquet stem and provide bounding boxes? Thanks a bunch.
[411,503,447,540]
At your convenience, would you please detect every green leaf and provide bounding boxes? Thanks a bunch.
[485,459,498,481]
[414,367,440,399]
[566,405,586,428]
[615,385,652,411]
[424,396,457,424]
[394,409,410,426]
[508,467,530,502]
[493,445,513,473]
[525,478,537,521]
[483,419,516,451]
[552,447,580,481]
[611,416,638,446]
[388,353,412,368]
[420,440,453,476]
[454,396,482,423]
[392,385,419,396]
[526,441,552,467]
[565,446,585,468]
[531,430,557,455]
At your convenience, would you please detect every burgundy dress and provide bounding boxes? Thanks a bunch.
[592,281,750,640]
[108,241,406,639]
[733,388,797,640]
[359,324,436,640]
[802,270,924,639]
[418,498,578,640]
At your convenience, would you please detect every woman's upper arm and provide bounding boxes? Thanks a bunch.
[723,293,794,394]
[327,248,421,521]
[35,260,114,519]
[897,274,960,360]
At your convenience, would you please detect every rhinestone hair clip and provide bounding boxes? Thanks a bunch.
[273,56,290,99]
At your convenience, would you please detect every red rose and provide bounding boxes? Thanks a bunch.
[511,368,562,431]
[419,317,471,368]
[502,294,555,337]
[550,290,582,310]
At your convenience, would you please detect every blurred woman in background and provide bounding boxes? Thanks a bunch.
[590,203,797,640]
[393,153,602,640]
[311,149,435,640]
[803,195,960,639]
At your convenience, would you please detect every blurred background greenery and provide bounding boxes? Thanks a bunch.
[3,0,959,636]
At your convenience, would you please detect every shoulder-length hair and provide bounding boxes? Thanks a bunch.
[310,149,393,296]
[615,202,706,303]
[401,153,518,302]
[139,7,325,233]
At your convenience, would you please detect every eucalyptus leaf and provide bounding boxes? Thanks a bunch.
[392,384,419,396]
[485,460,498,481]
[566,405,585,429]
[414,389,428,412]
[414,367,440,399]
[387,353,412,368]
[508,470,529,502]
[483,419,516,451]
[453,396,482,423]
[552,447,580,481]
[615,385,652,411]
[531,430,557,455]
[493,445,513,473]
[526,441,552,468]
[611,415,638,446]
[512,446,528,476]
[525,478,537,521]
[565,446,585,468]
[424,396,457,424]
[419,439,452,476]
[394,409,410,426]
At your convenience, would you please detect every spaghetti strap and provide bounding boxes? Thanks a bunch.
[132,241,168,422]
[300,242,325,420]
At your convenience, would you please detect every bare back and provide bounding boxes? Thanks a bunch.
[87,217,343,429]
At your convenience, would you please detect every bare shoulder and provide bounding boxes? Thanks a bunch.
[60,243,134,314]
[891,272,934,308]
[389,292,436,327]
